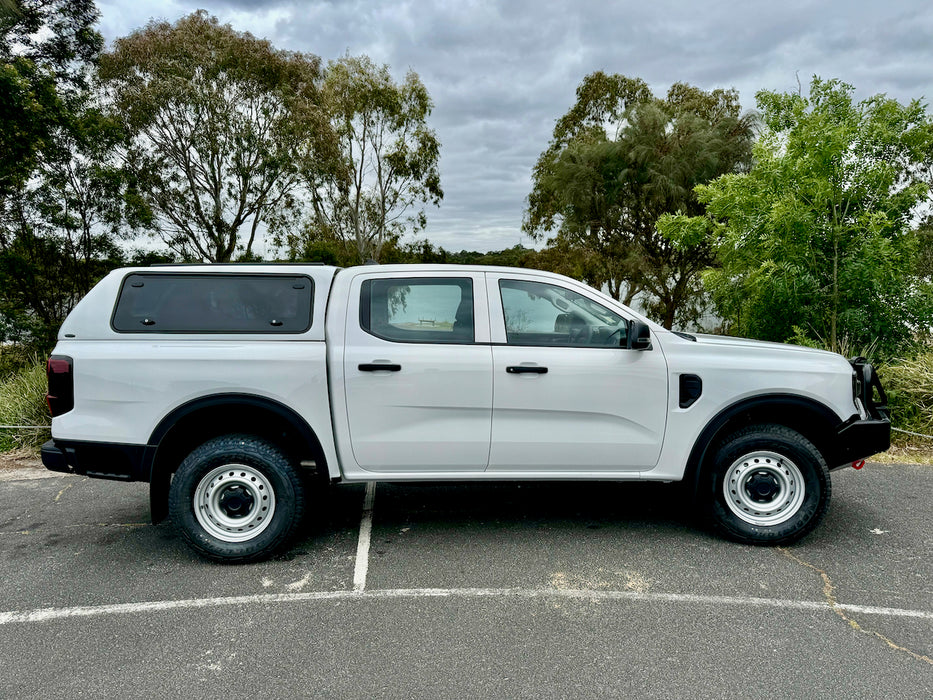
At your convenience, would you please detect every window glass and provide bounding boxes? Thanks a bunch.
[499,279,627,347]
[361,278,474,343]
[112,274,313,333]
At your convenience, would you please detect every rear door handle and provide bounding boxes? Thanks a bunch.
[359,363,402,372]
[506,365,548,374]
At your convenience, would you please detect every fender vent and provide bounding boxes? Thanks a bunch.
[679,374,702,409]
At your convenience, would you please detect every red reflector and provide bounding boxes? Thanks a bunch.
[47,358,71,374]
[852,460,865,470]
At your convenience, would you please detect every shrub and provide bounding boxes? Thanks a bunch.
[0,343,34,378]
[879,347,933,445]
[0,356,50,451]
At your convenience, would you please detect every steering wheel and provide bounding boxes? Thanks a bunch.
[603,324,626,346]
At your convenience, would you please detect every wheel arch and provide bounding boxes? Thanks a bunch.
[147,393,327,523]
[683,393,841,502]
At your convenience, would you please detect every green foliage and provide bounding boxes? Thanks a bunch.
[0,354,50,451]
[880,348,933,438]
[0,341,31,376]
[287,236,358,266]
[296,54,442,263]
[915,217,933,280]
[99,10,335,262]
[0,1,129,349]
[0,95,142,350]
[525,73,755,328]
[695,77,933,356]
[0,0,103,197]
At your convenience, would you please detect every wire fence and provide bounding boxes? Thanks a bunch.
[891,426,933,440]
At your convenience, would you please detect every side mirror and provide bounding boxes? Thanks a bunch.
[626,320,652,350]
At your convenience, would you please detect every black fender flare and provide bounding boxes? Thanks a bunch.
[684,393,842,501]
[147,393,320,451]
[146,393,323,523]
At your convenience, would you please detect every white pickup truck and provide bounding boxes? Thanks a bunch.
[42,264,890,561]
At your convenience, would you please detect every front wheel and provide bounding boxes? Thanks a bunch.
[169,435,306,562]
[706,424,830,545]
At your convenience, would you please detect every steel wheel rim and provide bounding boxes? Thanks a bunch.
[723,451,805,526]
[193,463,276,542]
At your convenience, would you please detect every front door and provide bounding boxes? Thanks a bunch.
[487,274,668,473]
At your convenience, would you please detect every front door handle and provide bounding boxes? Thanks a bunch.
[359,363,402,372]
[506,365,548,374]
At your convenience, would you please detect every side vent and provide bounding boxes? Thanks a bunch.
[679,374,702,409]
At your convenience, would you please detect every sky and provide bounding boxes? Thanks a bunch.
[95,0,933,253]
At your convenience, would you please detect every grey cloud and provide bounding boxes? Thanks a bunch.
[97,0,933,251]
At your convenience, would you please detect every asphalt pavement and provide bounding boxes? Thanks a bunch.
[0,462,930,698]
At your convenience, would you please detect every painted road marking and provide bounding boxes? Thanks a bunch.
[352,482,376,592]
[1,587,930,626]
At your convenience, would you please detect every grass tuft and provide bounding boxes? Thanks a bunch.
[879,346,933,450]
[0,355,51,451]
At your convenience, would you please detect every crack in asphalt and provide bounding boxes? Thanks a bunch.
[778,547,933,666]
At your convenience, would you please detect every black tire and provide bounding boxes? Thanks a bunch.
[168,434,306,563]
[706,424,830,545]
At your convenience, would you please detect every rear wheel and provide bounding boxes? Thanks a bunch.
[707,424,830,545]
[169,435,305,562]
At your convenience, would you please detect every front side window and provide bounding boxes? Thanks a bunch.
[499,279,627,347]
[361,277,474,343]
[112,274,313,333]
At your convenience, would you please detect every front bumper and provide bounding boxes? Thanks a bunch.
[830,417,891,468]
[828,357,892,468]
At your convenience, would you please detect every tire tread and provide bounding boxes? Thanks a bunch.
[707,423,831,545]
[168,434,306,563]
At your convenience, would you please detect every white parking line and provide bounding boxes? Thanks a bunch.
[352,482,376,592]
[1,587,930,626]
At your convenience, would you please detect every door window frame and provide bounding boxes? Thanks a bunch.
[489,274,635,349]
[349,270,491,346]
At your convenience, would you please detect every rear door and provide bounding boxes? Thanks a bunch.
[486,273,668,473]
[342,270,493,473]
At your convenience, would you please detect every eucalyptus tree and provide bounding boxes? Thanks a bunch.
[0,0,123,348]
[525,72,755,328]
[0,0,103,197]
[99,11,335,262]
[298,54,442,264]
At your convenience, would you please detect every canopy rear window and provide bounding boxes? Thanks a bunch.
[112,273,313,333]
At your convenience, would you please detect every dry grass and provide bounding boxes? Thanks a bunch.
[872,438,933,465]
[0,447,43,471]
[0,356,51,451]
[880,349,933,438]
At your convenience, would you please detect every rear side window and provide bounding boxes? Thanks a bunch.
[112,274,313,333]
[360,277,474,343]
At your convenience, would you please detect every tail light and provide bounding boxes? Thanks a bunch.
[46,356,74,417]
